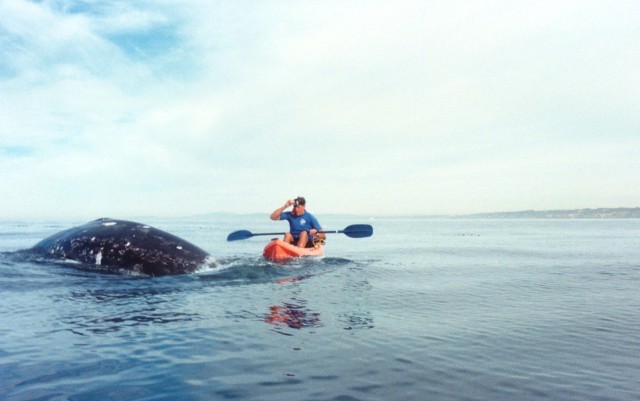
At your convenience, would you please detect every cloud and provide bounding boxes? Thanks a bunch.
[1,0,639,219]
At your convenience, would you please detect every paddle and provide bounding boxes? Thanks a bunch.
[226,224,373,241]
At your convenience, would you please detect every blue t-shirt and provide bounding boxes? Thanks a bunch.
[280,211,322,239]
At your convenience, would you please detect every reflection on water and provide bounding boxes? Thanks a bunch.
[275,273,313,284]
[265,302,321,332]
[63,310,201,335]
[340,311,375,331]
[60,287,202,335]
[267,273,322,333]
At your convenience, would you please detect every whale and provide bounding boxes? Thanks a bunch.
[29,218,210,276]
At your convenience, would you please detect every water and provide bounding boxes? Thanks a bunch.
[1,216,639,400]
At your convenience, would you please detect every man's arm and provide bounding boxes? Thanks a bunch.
[270,199,293,220]
[309,215,326,239]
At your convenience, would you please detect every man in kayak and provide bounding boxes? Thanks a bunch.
[270,196,326,248]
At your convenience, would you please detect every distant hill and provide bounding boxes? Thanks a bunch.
[461,208,640,219]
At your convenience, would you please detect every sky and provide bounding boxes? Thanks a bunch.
[1,0,639,219]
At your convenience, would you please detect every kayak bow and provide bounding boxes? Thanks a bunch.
[263,239,324,262]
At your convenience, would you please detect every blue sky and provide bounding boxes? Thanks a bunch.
[1,0,639,219]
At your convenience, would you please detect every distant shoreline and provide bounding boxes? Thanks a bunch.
[190,208,640,220]
[455,207,640,219]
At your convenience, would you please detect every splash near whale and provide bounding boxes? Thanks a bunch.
[30,218,210,276]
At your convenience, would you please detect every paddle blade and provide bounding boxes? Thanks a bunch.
[227,230,253,241]
[341,224,373,238]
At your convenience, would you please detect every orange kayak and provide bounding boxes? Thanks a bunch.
[263,239,324,262]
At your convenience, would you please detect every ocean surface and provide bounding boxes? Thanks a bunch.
[1,215,639,401]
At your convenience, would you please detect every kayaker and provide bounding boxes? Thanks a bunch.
[270,196,326,248]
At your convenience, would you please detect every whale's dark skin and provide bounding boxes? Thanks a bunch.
[30,218,210,276]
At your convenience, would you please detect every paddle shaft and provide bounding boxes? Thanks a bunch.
[227,224,372,241]
[245,230,331,237]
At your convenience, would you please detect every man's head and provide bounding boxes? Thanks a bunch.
[292,196,306,215]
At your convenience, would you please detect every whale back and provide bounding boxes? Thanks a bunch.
[31,218,209,276]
